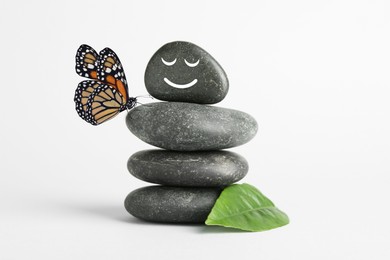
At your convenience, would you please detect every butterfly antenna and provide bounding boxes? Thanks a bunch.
[126,94,153,112]
[135,94,154,100]
[126,100,142,112]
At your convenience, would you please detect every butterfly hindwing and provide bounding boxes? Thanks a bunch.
[75,45,99,79]
[85,84,126,125]
[98,48,129,102]
[74,80,102,123]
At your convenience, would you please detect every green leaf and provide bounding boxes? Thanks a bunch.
[205,183,289,232]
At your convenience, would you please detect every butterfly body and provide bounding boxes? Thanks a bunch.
[74,44,136,125]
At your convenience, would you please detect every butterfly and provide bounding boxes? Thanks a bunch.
[74,44,137,125]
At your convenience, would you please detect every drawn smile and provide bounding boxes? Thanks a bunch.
[163,78,198,89]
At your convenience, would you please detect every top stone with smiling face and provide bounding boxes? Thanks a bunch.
[144,41,229,104]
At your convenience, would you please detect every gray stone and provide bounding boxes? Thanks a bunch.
[126,102,258,151]
[127,150,248,187]
[124,186,221,223]
[144,41,229,104]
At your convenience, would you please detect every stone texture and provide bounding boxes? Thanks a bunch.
[127,150,248,187]
[144,41,229,104]
[124,186,221,223]
[126,102,258,151]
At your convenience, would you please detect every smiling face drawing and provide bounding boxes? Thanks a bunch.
[161,57,199,89]
[144,41,229,104]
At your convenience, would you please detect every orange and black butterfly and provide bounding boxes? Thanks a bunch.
[74,44,136,125]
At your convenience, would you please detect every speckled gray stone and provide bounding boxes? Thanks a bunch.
[124,186,221,223]
[126,102,258,151]
[127,150,248,187]
[144,41,229,104]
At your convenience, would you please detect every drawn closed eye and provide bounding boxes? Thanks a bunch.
[161,57,177,66]
[184,59,199,67]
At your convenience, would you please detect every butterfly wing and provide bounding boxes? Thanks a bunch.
[98,47,129,102]
[74,80,102,123]
[85,84,127,125]
[75,44,99,79]
[75,45,135,125]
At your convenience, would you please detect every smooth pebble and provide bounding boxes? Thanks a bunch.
[128,149,248,187]
[126,102,258,151]
[144,41,229,104]
[124,186,221,223]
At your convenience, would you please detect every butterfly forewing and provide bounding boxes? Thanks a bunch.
[98,48,129,102]
[85,84,126,125]
[74,80,102,122]
[75,45,99,79]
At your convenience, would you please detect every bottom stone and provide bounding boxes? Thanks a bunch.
[124,186,222,223]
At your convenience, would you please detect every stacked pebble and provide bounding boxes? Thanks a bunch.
[124,41,258,223]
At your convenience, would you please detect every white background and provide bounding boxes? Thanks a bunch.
[1,0,389,259]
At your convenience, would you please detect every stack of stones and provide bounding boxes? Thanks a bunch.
[124,41,258,223]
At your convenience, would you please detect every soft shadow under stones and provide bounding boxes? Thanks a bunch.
[66,203,247,233]
[68,203,200,227]
[65,203,129,222]
[124,216,248,234]
[124,218,247,233]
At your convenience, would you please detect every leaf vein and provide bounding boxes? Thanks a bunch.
[209,206,279,221]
